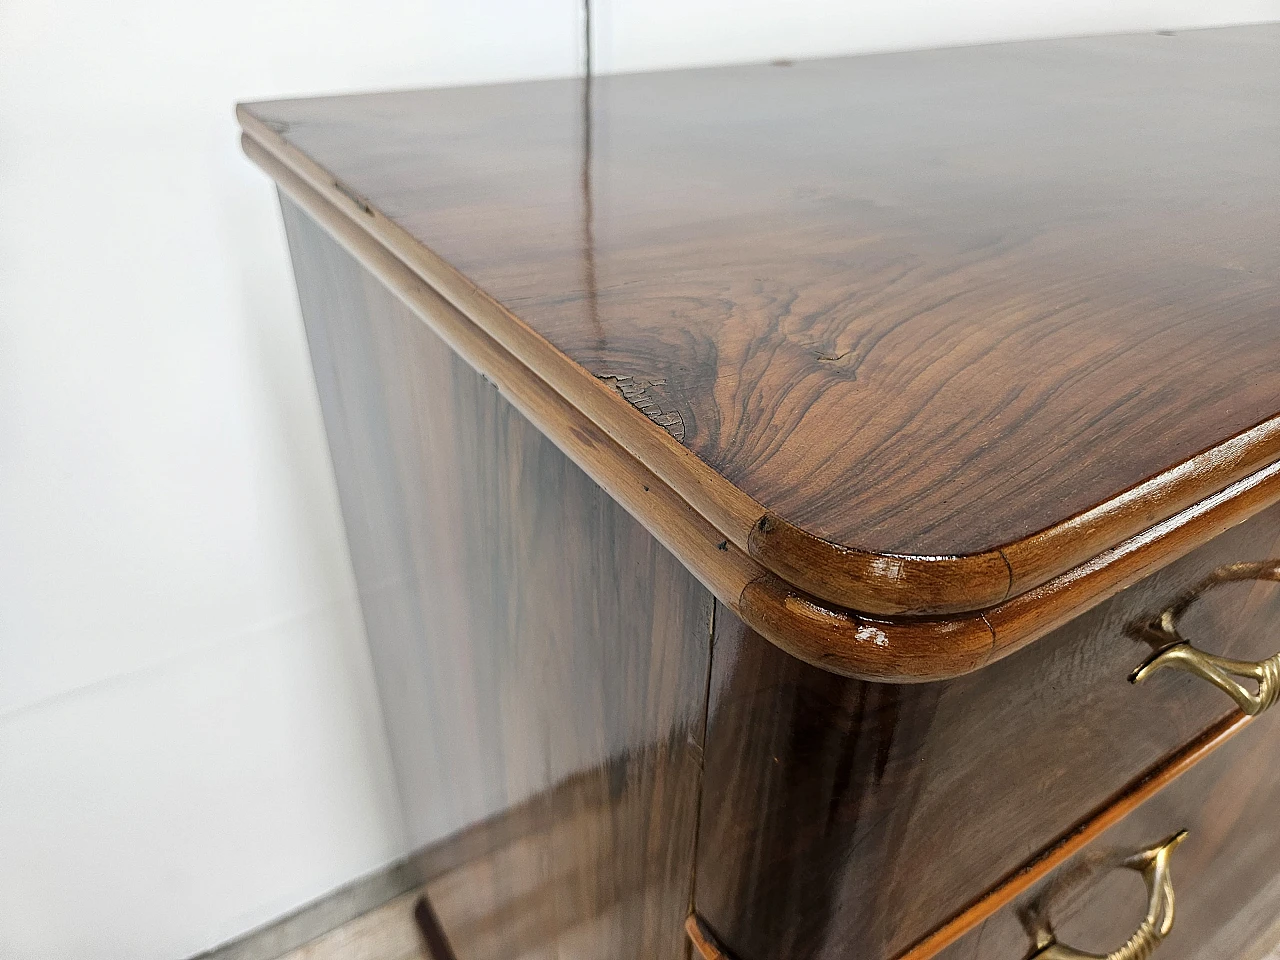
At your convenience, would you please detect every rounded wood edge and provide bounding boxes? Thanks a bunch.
[241,126,1280,685]
[686,914,734,960]
[749,512,1013,616]
[241,132,750,611]
[739,574,995,682]
[748,415,1280,617]
[236,106,764,547]
[986,457,1280,665]
[893,712,1252,960]
[997,415,1280,595]
[736,458,1280,680]
[246,129,995,683]
[238,104,1280,622]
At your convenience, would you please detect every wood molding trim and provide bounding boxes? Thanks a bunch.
[241,130,1280,682]
[686,914,734,960]
[237,103,1280,621]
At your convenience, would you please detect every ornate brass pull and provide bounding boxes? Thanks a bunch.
[1130,561,1280,716]
[1028,831,1187,960]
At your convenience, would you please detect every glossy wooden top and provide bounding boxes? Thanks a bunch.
[241,24,1280,618]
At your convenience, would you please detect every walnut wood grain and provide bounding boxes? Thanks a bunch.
[695,503,1280,960]
[897,714,1251,960]
[935,706,1280,960]
[246,133,1280,683]
[281,198,711,959]
[688,714,1254,960]
[240,24,1280,617]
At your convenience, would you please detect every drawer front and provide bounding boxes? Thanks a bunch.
[695,502,1280,960]
[936,707,1280,960]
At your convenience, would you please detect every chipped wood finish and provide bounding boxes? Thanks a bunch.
[695,503,1280,960]
[597,374,686,441]
[280,199,711,960]
[239,25,1280,620]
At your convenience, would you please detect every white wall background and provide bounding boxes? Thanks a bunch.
[2,2,1277,958]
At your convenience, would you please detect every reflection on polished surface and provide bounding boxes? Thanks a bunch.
[245,27,1280,571]
[696,504,1280,960]
[282,202,713,959]
[247,24,1280,960]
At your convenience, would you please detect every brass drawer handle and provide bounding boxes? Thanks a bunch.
[1130,561,1280,716]
[1029,831,1187,960]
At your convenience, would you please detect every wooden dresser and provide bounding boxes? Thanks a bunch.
[239,24,1280,960]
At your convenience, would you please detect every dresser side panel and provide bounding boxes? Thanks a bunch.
[280,196,714,959]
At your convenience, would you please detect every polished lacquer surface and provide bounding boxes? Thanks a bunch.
[257,30,1280,960]
[696,503,1280,960]
[242,25,1280,616]
[937,704,1280,960]
[282,200,713,959]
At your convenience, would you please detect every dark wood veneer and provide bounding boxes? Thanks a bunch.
[282,199,712,958]
[248,26,1280,960]
[936,706,1280,960]
[695,503,1280,960]
[245,130,1280,683]
[241,24,1280,617]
